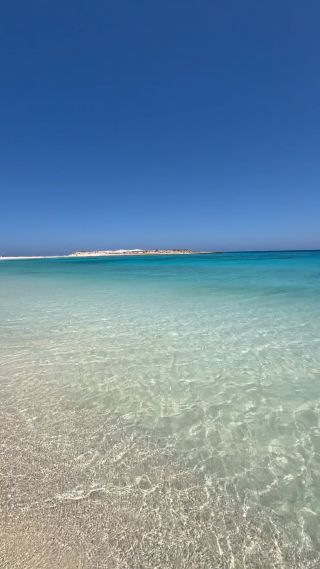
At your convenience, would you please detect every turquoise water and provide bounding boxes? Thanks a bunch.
[1,251,320,567]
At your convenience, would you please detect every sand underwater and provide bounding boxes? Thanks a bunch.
[1,251,320,567]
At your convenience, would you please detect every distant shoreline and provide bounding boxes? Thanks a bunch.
[1,250,319,261]
[0,249,220,261]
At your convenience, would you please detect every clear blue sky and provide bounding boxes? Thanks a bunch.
[1,0,319,255]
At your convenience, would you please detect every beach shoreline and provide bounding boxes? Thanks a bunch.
[0,249,218,260]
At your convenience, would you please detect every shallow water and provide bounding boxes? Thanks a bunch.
[1,252,320,567]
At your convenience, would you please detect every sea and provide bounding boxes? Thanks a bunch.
[1,251,320,568]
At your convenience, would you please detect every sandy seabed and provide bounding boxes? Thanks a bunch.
[0,376,316,569]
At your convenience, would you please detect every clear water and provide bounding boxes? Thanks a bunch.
[1,251,320,567]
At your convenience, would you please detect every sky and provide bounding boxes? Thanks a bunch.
[1,0,319,255]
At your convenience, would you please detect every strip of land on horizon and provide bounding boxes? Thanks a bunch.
[0,249,220,260]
